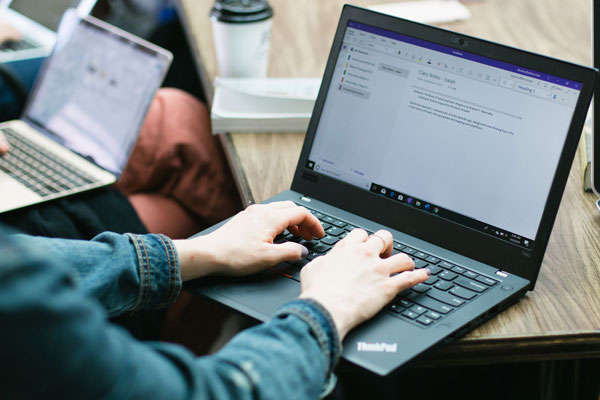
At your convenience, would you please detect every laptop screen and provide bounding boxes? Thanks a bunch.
[7,0,79,31]
[306,21,582,251]
[24,12,171,174]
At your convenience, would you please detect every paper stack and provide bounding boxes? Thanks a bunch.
[211,77,321,134]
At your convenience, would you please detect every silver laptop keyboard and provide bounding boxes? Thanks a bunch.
[275,204,499,328]
[0,127,97,197]
[0,38,38,52]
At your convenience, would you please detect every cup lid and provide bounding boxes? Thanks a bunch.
[211,0,273,24]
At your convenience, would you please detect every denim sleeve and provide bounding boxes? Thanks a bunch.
[0,230,343,399]
[12,232,181,316]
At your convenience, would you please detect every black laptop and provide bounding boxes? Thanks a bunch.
[192,5,596,376]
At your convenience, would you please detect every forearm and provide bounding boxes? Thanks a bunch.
[12,232,181,316]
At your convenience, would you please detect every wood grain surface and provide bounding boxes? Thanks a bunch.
[179,0,600,363]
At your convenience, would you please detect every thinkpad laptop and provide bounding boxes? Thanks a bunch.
[194,5,596,375]
[0,10,172,214]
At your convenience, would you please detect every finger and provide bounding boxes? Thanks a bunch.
[379,252,415,275]
[336,228,368,247]
[288,224,301,237]
[266,242,309,264]
[0,134,8,156]
[389,269,430,293]
[274,207,324,239]
[363,230,393,256]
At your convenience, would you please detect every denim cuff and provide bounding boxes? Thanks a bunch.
[126,233,182,310]
[275,299,342,386]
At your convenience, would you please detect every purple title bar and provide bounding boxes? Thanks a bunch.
[347,21,582,90]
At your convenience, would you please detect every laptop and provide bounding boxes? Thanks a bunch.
[0,0,85,62]
[192,5,596,376]
[0,10,172,214]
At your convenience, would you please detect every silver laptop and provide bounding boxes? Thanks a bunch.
[0,10,172,213]
[0,0,90,63]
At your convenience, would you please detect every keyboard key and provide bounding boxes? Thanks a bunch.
[320,236,339,246]
[439,271,458,281]
[331,219,346,228]
[393,242,405,251]
[412,283,430,293]
[455,277,487,293]
[414,251,429,260]
[476,276,498,286]
[409,305,427,315]
[398,299,413,308]
[464,270,478,279]
[451,265,466,274]
[417,316,434,326]
[313,243,331,253]
[424,276,439,285]
[402,310,419,319]
[427,265,442,275]
[325,227,345,236]
[426,256,440,264]
[440,261,454,269]
[389,303,404,313]
[307,251,319,260]
[344,224,358,232]
[323,216,336,224]
[450,286,477,300]
[407,292,453,314]
[403,247,416,255]
[427,288,465,307]
[425,311,442,320]
[414,259,429,269]
[434,281,453,291]
[320,222,332,231]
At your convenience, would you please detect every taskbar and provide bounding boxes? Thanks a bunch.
[369,182,534,250]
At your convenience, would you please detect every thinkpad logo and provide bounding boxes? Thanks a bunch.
[357,342,398,353]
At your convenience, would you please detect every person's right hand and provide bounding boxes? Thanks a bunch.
[0,132,8,157]
[299,228,429,339]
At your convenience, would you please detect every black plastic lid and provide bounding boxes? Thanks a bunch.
[211,0,273,24]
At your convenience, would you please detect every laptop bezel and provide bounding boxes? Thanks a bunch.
[291,5,596,286]
[20,10,173,176]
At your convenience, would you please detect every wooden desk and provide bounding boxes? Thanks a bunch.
[178,0,600,366]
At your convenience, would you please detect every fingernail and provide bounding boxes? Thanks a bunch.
[300,245,309,258]
[424,268,431,276]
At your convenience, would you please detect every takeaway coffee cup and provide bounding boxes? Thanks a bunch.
[210,0,274,78]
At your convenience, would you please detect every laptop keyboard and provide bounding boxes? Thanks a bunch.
[0,38,38,52]
[0,127,97,197]
[276,204,498,328]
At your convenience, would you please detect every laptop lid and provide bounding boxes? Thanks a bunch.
[291,5,596,286]
[21,10,172,175]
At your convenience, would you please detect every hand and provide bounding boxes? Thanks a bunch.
[299,229,429,339]
[0,20,22,44]
[0,132,8,157]
[174,201,325,281]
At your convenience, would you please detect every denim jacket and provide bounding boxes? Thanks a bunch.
[0,225,341,399]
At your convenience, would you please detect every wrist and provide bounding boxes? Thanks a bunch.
[299,293,354,339]
[173,236,222,281]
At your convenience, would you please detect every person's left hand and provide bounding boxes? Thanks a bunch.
[174,201,325,281]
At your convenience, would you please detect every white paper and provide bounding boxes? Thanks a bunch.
[211,77,321,133]
[369,1,471,24]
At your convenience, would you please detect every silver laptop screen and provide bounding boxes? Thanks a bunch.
[307,21,582,250]
[7,0,78,31]
[25,12,171,174]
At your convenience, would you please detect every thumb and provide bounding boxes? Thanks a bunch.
[267,242,309,263]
